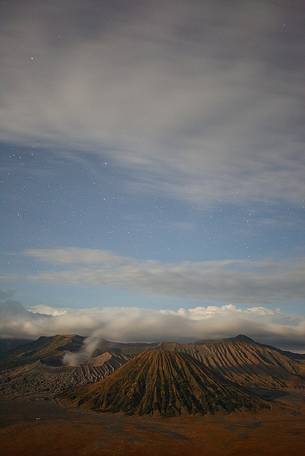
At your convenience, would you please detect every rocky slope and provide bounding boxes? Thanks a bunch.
[0,351,130,398]
[1,334,304,413]
[0,335,85,370]
[161,335,305,390]
[66,349,266,416]
[0,335,159,398]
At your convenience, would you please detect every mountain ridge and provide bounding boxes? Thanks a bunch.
[65,348,267,416]
[1,333,305,412]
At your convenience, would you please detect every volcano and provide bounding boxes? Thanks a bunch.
[161,335,305,390]
[66,348,266,416]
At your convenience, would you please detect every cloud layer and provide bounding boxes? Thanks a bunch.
[0,291,304,352]
[1,0,304,204]
[24,247,305,304]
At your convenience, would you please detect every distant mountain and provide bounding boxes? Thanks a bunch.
[92,338,158,357]
[1,333,305,412]
[0,350,130,398]
[161,335,305,390]
[62,335,305,416]
[0,338,33,355]
[0,334,85,370]
[195,334,255,345]
[65,349,266,416]
[0,335,153,399]
[0,335,157,371]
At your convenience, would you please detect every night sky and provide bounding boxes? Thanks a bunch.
[1,0,305,349]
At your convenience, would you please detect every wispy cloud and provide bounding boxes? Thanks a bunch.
[0,0,304,205]
[25,248,121,265]
[23,247,305,305]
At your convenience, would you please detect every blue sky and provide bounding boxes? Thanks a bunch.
[0,0,305,347]
[1,146,305,312]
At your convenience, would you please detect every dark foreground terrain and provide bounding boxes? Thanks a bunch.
[1,393,305,456]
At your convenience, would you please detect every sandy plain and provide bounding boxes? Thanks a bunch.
[0,393,305,456]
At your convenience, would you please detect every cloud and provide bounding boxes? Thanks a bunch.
[0,292,304,352]
[25,248,122,265]
[0,0,304,205]
[24,247,305,304]
[29,305,67,317]
[0,292,50,338]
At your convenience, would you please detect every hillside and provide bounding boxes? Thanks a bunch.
[0,335,136,398]
[1,334,304,411]
[0,350,130,399]
[0,334,158,399]
[66,349,266,416]
[0,338,33,355]
[0,335,85,370]
[162,336,305,390]
[92,338,157,356]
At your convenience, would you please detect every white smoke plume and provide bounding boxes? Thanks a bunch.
[63,337,102,366]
